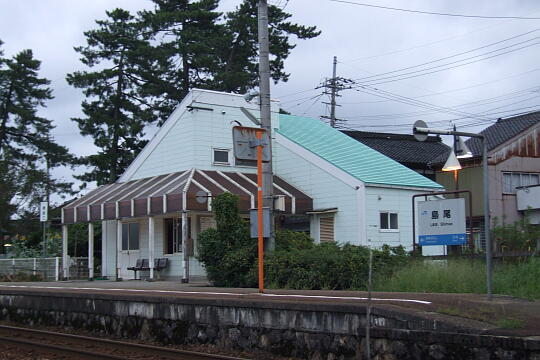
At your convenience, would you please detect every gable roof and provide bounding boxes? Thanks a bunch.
[341,130,450,167]
[467,111,540,156]
[430,110,540,164]
[277,114,442,189]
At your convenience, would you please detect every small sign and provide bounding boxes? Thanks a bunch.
[250,208,270,238]
[39,202,48,222]
[417,198,466,246]
[232,126,270,162]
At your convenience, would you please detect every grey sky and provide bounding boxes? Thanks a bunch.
[1,0,539,203]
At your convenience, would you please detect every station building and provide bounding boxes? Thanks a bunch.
[61,89,442,281]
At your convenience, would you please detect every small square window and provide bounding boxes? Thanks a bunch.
[213,149,230,165]
[380,212,399,232]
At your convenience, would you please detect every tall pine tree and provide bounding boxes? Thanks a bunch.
[0,42,74,236]
[139,0,226,112]
[67,9,168,185]
[141,0,320,101]
[212,0,320,93]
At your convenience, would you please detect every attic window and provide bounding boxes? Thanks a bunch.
[213,148,230,165]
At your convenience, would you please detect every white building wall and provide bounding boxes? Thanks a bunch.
[274,141,362,245]
[365,186,444,254]
[122,89,280,181]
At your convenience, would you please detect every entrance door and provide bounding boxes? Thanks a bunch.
[119,222,140,279]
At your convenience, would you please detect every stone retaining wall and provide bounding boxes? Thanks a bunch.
[0,291,539,360]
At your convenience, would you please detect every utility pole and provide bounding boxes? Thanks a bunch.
[330,56,337,128]
[321,57,352,128]
[258,0,275,251]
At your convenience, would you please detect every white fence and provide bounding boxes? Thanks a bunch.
[0,257,89,281]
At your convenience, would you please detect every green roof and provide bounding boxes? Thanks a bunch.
[278,114,443,189]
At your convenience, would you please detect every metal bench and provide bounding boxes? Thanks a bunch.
[128,258,168,280]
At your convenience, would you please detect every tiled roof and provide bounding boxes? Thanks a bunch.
[431,111,540,164]
[341,131,450,166]
[278,115,443,189]
[467,111,540,156]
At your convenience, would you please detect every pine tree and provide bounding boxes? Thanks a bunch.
[67,9,167,185]
[139,0,225,110]
[0,42,74,236]
[142,0,320,100]
[213,0,320,93]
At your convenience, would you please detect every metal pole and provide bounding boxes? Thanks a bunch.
[365,245,373,359]
[258,0,275,252]
[483,138,493,300]
[330,56,337,128]
[182,211,189,283]
[88,223,94,280]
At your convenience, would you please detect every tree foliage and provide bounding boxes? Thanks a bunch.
[0,40,74,236]
[70,1,320,184]
[67,9,169,185]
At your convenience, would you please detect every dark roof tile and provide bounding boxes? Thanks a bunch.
[341,130,450,166]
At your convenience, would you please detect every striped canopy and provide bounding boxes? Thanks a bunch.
[62,168,312,224]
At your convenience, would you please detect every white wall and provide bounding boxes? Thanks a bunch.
[365,186,420,250]
[123,89,280,181]
[274,141,363,245]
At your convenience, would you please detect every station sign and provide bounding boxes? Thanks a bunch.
[39,201,48,222]
[417,198,466,246]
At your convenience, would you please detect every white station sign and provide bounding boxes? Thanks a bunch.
[417,198,466,246]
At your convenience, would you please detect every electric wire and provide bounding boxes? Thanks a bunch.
[353,38,540,86]
[353,29,538,82]
[329,0,540,20]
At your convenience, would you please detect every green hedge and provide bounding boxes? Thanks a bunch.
[267,237,407,290]
[197,193,408,289]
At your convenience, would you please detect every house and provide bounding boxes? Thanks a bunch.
[61,89,442,281]
[434,111,540,250]
[341,131,450,180]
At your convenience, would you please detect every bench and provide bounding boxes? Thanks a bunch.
[127,258,169,280]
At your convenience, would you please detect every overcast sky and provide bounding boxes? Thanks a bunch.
[1,0,539,202]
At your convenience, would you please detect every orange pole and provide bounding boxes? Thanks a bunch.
[257,130,264,293]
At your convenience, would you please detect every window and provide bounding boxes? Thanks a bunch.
[213,148,230,165]
[380,212,398,231]
[503,172,540,194]
[320,216,335,242]
[164,218,191,254]
[121,223,139,251]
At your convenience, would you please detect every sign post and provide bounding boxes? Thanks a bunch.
[233,126,269,293]
[417,198,466,246]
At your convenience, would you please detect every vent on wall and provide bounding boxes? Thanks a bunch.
[320,216,335,243]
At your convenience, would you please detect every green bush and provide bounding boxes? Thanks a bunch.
[197,193,257,287]
[266,242,408,290]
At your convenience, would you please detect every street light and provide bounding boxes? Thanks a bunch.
[442,149,462,172]
[413,120,493,301]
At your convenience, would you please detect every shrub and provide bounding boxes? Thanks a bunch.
[265,242,408,290]
[197,193,257,287]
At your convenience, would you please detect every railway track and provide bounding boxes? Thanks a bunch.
[0,324,250,360]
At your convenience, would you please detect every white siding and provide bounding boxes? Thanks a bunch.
[275,142,362,245]
[365,187,422,250]
[123,89,280,181]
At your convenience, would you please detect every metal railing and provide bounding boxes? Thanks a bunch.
[0,257,89,281]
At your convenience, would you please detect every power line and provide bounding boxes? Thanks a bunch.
[353,38,540,86]
[353,29,538,82]
[329,0,540,20]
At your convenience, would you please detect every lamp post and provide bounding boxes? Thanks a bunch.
[413,121,493,301]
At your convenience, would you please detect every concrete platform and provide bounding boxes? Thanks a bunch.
[0,280,539,359]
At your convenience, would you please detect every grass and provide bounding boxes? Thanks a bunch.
[436,306,525,328]
[497,318,525,329]
[373,257,540,300]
